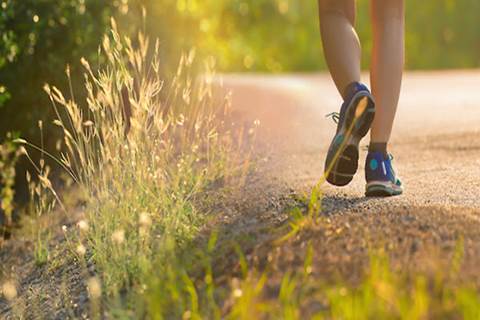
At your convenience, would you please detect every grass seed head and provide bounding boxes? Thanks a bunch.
[77,219,89,233]
[139,212,152,228]
[76,243,86,257]
[233,288,243,298]
[87,277,102,299]
[182,310,192,320]
[111,229,125,245]
[1,281,17,301]
[83,120,94,127]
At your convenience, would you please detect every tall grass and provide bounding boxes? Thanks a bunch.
[15,18,242,317]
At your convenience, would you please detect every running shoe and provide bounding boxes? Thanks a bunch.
[365,151,403,197]
[324,82,376,186]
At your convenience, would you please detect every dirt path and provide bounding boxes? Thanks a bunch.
[213,71,480,287]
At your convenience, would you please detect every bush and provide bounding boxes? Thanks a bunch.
[0,0,122,139]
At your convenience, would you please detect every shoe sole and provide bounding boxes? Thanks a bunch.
[365,182,403,197]
[325,92,375,187]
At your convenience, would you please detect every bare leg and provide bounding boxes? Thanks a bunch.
[370,0,405,143]
[318,0,360,98]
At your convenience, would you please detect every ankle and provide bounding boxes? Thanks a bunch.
[343,81,366,99]
[368,142,388,159]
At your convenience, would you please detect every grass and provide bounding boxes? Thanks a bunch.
[4,19,480,320]
[33,229,50,267]
[230,252,480,320]
[14,18,243,318]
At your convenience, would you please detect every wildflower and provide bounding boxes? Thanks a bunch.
[62,225,68,233]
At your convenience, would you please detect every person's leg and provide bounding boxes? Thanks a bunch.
[369,0,405,146]
[318,0,360,98]
[365,0,404,197]
[320,0,376,187]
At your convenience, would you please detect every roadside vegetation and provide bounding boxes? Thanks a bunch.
[10,19,244,318]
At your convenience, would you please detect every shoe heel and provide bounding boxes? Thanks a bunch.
[326,145,358,187]
[354,96,375,138]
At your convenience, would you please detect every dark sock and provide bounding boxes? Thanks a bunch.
[369,143,388,158]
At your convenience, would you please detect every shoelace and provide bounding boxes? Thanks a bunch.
[325,112,340,124]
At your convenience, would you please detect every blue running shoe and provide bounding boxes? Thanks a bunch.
[324,82,376,186]
[365,152,403,197]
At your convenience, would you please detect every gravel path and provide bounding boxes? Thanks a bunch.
[214,71,480,286]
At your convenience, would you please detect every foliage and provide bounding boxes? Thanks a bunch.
[0,132,22,229]
[0,0,124,140]
[145,0,325,73]
[2,0,480,145]
[141,0,480,72]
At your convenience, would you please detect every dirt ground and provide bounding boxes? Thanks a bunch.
[1,71,480,317]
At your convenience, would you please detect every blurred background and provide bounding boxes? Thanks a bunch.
[1,0,480,198]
